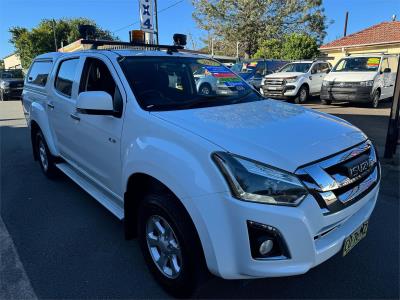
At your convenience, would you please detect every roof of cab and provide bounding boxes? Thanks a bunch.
[35,49,205,62]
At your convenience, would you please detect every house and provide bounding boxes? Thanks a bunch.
[3,53,22,69]
[320,21,400,65]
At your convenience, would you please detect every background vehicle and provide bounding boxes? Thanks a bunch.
[0,69,24,100]
[22,42,379,297]
[321,54,399,107]
[231,59,287,89]
[261,60,331,103]
[194,64,247,96]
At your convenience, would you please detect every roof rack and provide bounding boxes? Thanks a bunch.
[80,39,184,54]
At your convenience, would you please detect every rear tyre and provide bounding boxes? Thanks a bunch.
[35,131,58,178]
[294,85,309,104]
[138,191,207,298]
[371,90,380,108]
[321,99,332,105]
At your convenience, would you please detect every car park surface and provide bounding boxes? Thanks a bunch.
[1,98,398,299]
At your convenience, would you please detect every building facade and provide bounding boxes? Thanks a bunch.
[320,21,400,66]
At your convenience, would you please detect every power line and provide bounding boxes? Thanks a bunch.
[112,0,184,33]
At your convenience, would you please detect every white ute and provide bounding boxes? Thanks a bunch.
[22,41,380,297]
[261,60,331,103]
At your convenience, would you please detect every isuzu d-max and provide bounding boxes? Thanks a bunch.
[22,43,380,297]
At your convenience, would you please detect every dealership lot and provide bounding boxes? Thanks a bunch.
[1,99,399,298]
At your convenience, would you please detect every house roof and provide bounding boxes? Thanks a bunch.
[320,21,400,50]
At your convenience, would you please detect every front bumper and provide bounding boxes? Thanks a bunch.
[2,87,23,98]
[320,86,373,102]
[193,181,379,279]
[261,84,298,99]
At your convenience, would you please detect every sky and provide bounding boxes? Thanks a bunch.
[0,0,399,58]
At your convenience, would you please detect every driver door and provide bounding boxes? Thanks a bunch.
[71,55,125,196]
[309,63,324,94]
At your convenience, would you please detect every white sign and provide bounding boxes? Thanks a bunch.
[140,0,154,33]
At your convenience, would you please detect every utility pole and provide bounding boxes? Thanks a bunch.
[236,41,239,59]
[52,19,58,51]
[343,12,349,37]
[154,0,159,45]
[211,38,214,56]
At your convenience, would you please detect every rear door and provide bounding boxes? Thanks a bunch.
[71,55,125,195]
[48,57,82,160]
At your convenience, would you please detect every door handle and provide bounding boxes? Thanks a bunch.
[47,103,54,109]
[70,114,80,121]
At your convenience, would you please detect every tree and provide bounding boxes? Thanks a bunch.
[0,60,4,69]
[254,33,319,60]
[253,39,282,59]
[192,0,328,58]
[281,33,319,60]
[9,18,116,69]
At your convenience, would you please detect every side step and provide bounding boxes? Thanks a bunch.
[56,162,124,220]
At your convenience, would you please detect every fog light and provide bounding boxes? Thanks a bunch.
[259,239,273,255]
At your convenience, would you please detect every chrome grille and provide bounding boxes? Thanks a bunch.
[295,140,380,214]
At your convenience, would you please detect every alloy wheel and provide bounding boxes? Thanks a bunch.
[146,215,182,279]
[38,139,49,171]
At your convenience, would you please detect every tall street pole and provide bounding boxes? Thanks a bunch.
[154,0,159,45]
[52,19,58,51]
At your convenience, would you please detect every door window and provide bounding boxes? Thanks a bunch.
[319,63,330,73]
[79,57,123,116]
[380,58,389,72]
[55,58,79,97]
[27,60,53,86]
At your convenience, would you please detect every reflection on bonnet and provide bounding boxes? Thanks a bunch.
[195,100,305,129]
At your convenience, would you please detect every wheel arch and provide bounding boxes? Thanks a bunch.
[123,172,210,269]
[29,102,59,157]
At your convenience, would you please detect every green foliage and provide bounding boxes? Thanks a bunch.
[254,33,319,60]
[281,33,319,60]
[9,18,116,69]
[253,39,282,59]
[192,0,328,58]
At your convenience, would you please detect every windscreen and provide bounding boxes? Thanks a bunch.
[0,70,24,79]
[332,57,381,72]
[279,63,312,73]
[119,56,262,111]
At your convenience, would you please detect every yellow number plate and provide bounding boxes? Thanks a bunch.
[342,221,368,256]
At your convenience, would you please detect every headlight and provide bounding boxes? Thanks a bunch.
[0,82,10,88]
[213,152,308,206]
[359,80,374,87]
[285,76,298,83]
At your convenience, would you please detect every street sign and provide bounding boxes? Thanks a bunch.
[140,0,154,33]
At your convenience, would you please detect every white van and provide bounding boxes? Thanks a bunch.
[321,54,398,107]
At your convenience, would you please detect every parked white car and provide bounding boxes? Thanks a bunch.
[261,60,331,103]
[22,45,380,297]
[321,54,399,107]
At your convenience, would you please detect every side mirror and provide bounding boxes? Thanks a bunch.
[383,68,391,73]
[77,91,114,115]
[326,69,331,74]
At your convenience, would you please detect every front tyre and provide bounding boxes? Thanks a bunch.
[138,191,207,298]
[35,131,58,178]
[371,90,380,108]
[321,99,332,105]
[294,85,309,104]
[199,83,212,96]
